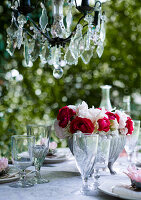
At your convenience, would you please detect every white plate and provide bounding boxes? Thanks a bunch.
[0,167,19,184]
[0,174,19,184]
[98,178,141,200]
[44,155,67,164]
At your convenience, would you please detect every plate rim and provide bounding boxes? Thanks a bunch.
[0,174,19,184]
[98,180,141,200]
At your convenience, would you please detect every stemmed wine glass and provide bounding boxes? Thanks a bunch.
[92,135,110,192]
[27,124,51,184]
[125,120,140,163]
[73,131,98,195]
[10,135,35,188]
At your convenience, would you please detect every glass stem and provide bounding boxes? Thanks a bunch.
[127,153,132,163]
[82,177,88,191]
[19,169,26,185]
[94,169,100,188]
[35,166,41,180]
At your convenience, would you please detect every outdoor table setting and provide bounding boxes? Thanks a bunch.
[0,148,141,200]
[0,98,141,200]
[0,0,140,199]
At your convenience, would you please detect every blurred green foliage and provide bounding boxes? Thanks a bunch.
[0,0,140,158]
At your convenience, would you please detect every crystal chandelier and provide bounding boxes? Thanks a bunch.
[7,0,106,79]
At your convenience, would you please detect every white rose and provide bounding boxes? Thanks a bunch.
[68,105,76,111]
[88,107,107,123]
[76,101,89,118]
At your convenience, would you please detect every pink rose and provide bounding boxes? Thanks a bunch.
[106,112,116,120]
[49,142,57,150]
[115,110,128,129]
[54,120,70,139]
[57,106,76,128]
[70,116,94,134]
[126,117,134,135]
[98,117,110,132]
[0,157,8,172]
[40,138,47,145]
[125,165,141,182]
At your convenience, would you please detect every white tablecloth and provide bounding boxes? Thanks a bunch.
[0,149,133,200]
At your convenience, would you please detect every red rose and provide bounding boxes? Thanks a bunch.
[106,112,116,120]
[126,117,134,135]
[98,117,110,132]
[57,106,76,128]
[70,117,94,134]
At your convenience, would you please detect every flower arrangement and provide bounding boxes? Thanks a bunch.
[54,101,134,139]
[0,157,8,175]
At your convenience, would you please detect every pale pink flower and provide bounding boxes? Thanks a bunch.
[125,165,141,182]
[0,157,8,172]
[115,110,128,129]
[119,127,128,135]
[49,141,57,150]
[40,138,47,145]
[54,120,70,139]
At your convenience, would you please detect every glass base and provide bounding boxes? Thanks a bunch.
[29,177,49,184]
[9,180,34,188]
[80,185,98,196]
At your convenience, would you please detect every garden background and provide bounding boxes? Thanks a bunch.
[0,0,140,158]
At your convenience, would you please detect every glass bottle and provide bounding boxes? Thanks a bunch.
[122,95,131,115]
[99,85,112,111]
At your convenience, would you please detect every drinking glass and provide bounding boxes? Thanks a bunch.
[125,120,140,163]
[10,135,35,188]
[92,135,110,191]
[73,132,98,195]
[27,124,51,184]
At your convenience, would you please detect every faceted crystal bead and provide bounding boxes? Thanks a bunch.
[64,48,78,65]
[81,48,93,64]
[14,15,27,49]
[31,40,41,61]
[40,41,50,64]
[69,24,83,59]
[6,38,17,56]
[84,15,93,24]
[96,42,104,58]
[28,39,35,54]
[6,23,17,38]
[66,5,72,36]
[15,28,23,49]
[24,37,30,66]
[17,15,27,26]
[39,3,48,31]
[6,22,17,56]
[51,46,61,68]
[100,20,106,42]
[92,29,100,45]
[53,67,63,79]
[78,38,85,57]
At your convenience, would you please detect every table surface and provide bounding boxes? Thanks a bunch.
[0,149,137,200]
